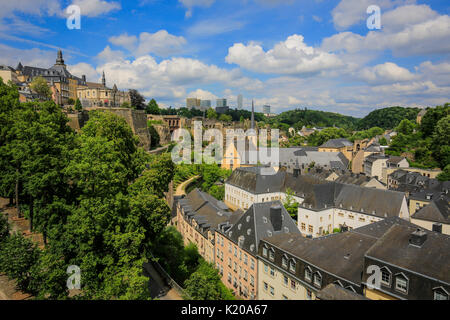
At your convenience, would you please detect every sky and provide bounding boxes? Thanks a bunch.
[0,0,449,117]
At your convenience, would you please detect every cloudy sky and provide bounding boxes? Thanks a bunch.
[0,0,449,116]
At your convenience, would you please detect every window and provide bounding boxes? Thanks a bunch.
[244,270,248,281]
[234,247,237,257]
[251,259,255,270]
[250,275,254,286]
[381,268,391,286]
[282,255,288,269]
[282,295,288,300]
[228,258,232,267]
[234,262,237,272]
[262,246,268,257]
[283,275,288,286]
[228,243,232,253]
[263,282,268,291]
[301,223,306,231]
[270,286,275,296]
[269,249,275,261]
[434,289,449,300]
[305,267,312,282]
[289,260,296,273]
[306,289,312,300]
[270,267,275,277]
[290,280,296,290]
[244,254,248,265]
[228,273,232,283]
[313,273,322,288]
[308,225,313,233]
[264,264,268,273]
[395,275,408,294]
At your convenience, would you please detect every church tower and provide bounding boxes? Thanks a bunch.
[56,50,65,66]
[102,71,106,87]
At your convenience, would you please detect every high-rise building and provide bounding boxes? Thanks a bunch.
[187,98,201,109]
[216,98,227,108]
[200,99,211,110]
[237,94,243,110]
[263,105,271,115]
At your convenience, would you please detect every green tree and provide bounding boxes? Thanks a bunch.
[147,122,160,149]
[307,127,350,146]
[74,98,82,111]
[0,233,41,293]
[207,108,218,119]
[146,99,160,115]
[121,101,131,108]
[183,261,234,300]
[129,89,145,110]
[30,76,51,100]
[283,188,299,220]
[395,119,415,135]
[219,114,232,122]
[437,165,450,182]
[0,214,9,243]
[432,115,450,169]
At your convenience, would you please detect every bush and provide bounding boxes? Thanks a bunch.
[0,214,9,243]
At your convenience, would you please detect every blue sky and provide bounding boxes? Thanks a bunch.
[0,0,449,117]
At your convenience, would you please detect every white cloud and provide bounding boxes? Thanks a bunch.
[323,5,450,57]
[136,30,186,57]
[331,0,415,30]
[358,62,416,84]
[67,62,101,82]
[108,33,138,51]
[225,35,343,75]
[68,0,121,17]
[187,89,217,100]
[179,0,215,18]
[0,44,55,68]
[96,45,126,62]
[187,18,245,37]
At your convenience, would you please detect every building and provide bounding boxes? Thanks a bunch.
[225,167,409,237]
[187,98,201,109]
[16,50,87,105]
[263,105,271,115]
[216,106,230,114]
[200,99,211,110]
[362,224,450,300]
[258,217,450,300]
[382,167,441,185]
[408,180,449,216]
[176,188,243,264]
[0,65,19,84]
[217,98,227,108]
[77,73,130,108]
[237,94,243,110]
[307,169,385,190]
[318,138,354,161]
[364,154,388,178]
[411,194,450,235]
[216,201,300,300]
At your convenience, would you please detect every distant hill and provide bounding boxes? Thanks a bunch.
[357,107,420,130]
[273,108,360,130]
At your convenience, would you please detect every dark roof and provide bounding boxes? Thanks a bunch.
[365,224,450,283]
[387,156,407,164]
[364,154,388,164]
[224,201,300,256]
[411,194,449,224]
[317,284,369,300]
[179,189,243,235]
[226,167,286,194]
[320,138,353,148]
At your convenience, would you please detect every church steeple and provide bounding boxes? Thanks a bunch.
[56,50,65,65]
[102,71,106,87]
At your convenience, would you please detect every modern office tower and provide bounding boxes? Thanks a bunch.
[216,98,227,108]
[200,99,211,110]
[263,105,271,114]
[186,98,201,109]
[237,94,243,109]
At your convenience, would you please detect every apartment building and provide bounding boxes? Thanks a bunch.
[216,201,300,300]
[258,217,450,300]
[364,154,388,178]
[411,194,449,235]
[176,188,243,264]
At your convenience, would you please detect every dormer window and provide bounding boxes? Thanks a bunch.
[433,287,449,300]
[380,267,392,287]
[305,267,312,282]
[282,255,288,269]
[269,248,275,261]
[289,260,296,273]
[262,245,268,257]
[313,272,322,288]
[395,274,408,294]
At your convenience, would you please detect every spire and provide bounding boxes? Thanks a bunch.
[102,71,106,87]
[16,62,23,72]
[251,100,255,130]
[56,50,65,65]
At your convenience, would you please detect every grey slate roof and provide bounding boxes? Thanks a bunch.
[225,166,286,194]
[317,284,369,300]
[179,188,243,235]
[411,194,450,224]
[224,201,301,256]
[320,138,353,148]
[365,224,450,283]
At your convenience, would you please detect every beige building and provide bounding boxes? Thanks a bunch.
[0,65,19,84]
[410,195,449,235]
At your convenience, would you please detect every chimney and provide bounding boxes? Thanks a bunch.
[409,229,427,247]
[82,75,86,83]
[432,223,442,234]
[270,205,282,232]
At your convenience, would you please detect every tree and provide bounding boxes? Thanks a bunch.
[283,188,299,220]
[74,98,82,111]
[0,214,9,243]
[207,108,218,120]
[129,89,145,110]
[30,76,51,100]
[307,127,350,146]
[146,99,160,115]
[395,119,415,135]
[219,114,232,122]
[121,101,131,108]
[432,115,450,169]
[379,137,388,145]
[147,122,160,149]
[184,261,234,300]
[0,233,41,292]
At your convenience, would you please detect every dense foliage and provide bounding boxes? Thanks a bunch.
[357,106,420,130]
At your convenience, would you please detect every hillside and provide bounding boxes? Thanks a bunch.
[357,106,420,130]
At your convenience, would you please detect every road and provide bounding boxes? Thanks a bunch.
[175,175,200,196]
